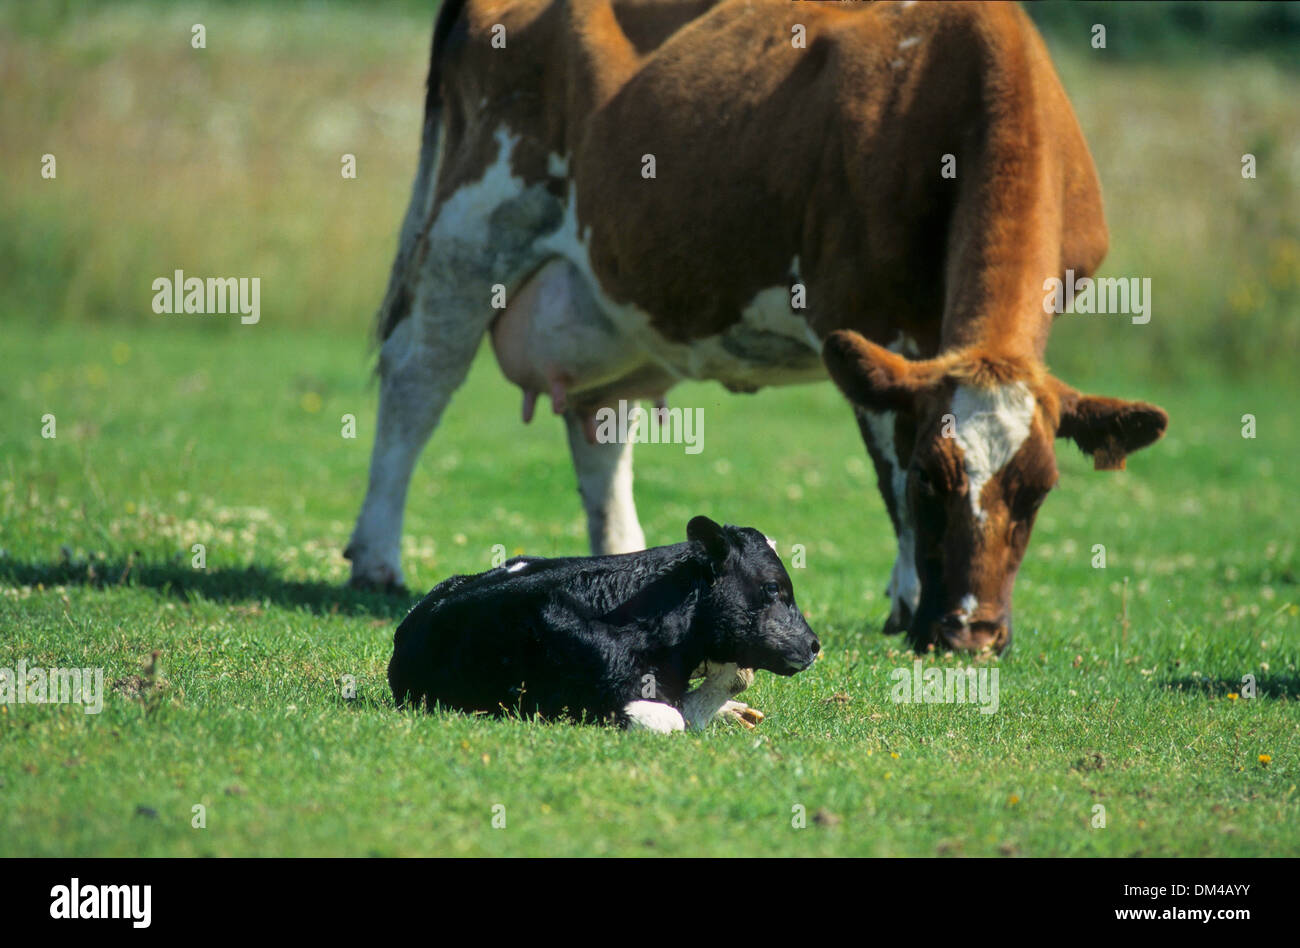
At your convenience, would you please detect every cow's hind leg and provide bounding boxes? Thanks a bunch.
[347,128,563,589]
[346,294,491,591]
[563,410,646,555]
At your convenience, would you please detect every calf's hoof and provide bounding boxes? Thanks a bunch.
[720,700,764,730]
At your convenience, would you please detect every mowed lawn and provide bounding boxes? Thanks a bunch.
[1,320,1297,857]
[2,1,1298,856]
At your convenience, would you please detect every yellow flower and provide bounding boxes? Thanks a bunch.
[300,391,323,413]
[1259,754,1272,764]
[1227,693,1239,701]
[890,751,900,759]
[1008,795,1020,805]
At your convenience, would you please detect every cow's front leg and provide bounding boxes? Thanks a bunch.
[854,406,921,635]
[682,663,762,730]
[563,410,645,555]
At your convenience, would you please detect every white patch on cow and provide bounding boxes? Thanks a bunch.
[950,382,1036,521]
[623,700,685,733]
[959,593,978,617]
[765,536,777,552]
[858,403,921,623]
[855,335,922,626]
[506,561,528,573]
[429,125,525,247]
[736,257,821,358]
[546,152,569,178]
[898,36,920,50]
[536,193,822,391]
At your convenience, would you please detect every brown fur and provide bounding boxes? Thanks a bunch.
[377,0,1166,651]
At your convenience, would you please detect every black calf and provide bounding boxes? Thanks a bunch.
[388,516,819,730]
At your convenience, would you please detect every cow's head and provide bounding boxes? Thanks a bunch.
[822,330,1167,654]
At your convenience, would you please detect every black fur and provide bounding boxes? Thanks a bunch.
[388,516,819,725]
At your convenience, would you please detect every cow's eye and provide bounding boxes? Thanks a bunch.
[762,581,781,599]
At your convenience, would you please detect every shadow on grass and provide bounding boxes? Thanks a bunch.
[1161,675,1300,700]
[0,557,415,620]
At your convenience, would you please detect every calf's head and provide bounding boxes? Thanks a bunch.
[688,516,820,675]
[823,330,1168,654]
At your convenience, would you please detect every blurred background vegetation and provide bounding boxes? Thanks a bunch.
[2,1,1297,383]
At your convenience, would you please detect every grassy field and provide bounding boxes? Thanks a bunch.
[2,2,1298,856]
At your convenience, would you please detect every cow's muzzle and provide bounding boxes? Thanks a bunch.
[936,612,1010,653]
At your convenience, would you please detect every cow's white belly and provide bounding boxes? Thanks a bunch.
[521,191,825,397]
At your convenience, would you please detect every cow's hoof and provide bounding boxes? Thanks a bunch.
[719,700,764,729]
[349,576,409,597]
[346,564,408,596]
[882,613,908,636]
[344,544,407,594]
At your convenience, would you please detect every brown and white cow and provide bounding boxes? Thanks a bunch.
[345,0,1168,658]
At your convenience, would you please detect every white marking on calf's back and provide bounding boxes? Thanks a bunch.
[950,382,1035,521]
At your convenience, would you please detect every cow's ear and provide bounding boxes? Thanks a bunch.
[821,330,937,412]
[687,515,731,563]
[1052,380,1169,471]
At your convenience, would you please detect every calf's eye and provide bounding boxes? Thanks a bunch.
[762,581,781,598]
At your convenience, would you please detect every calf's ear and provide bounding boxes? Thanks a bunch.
[821,329,940,412]
[687,515,731,563]
[1051,380,1169,471]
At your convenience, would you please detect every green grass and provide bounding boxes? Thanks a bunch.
[1,1,1298,856]
[2,321,1297,856]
